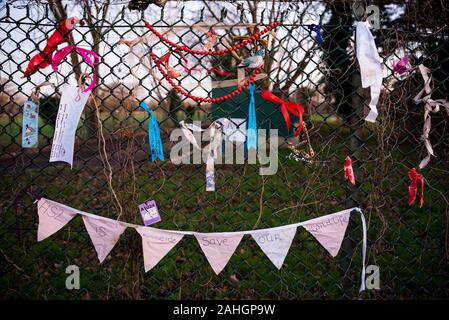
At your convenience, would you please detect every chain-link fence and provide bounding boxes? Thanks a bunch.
[1,0,448,299]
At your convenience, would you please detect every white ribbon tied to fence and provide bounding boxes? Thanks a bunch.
[36,197,368,292]
[355,21,383,123]
[413,64,449,169]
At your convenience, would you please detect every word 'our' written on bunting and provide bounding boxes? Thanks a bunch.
[35,198,367,291]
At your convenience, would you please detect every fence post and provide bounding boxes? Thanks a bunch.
[340,59,365,298]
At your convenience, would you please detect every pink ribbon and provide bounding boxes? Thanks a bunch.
[52,45,100,93]
[393,56,412,75]
[180,56,232,77]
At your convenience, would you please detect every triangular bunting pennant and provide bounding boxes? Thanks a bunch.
[195,233,243,275]
[302,211,350,257]
[82,215,127,263]
[37,198,78,241]
[136,227,184,272]
[251,227,297,269]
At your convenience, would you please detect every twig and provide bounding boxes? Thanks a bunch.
[91,94,124,219]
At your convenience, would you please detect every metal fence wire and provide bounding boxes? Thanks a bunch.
[1,0,449,299]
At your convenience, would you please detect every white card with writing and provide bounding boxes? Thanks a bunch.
[50,85,90,168]
[251,227,297,269]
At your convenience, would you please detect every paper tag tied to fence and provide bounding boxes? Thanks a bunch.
[22,98,39,148]
[50,85,90,168]
[138,199,161,226]
[302,211,350,257]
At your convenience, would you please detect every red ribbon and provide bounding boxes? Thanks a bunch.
[261,91,304,137]
[344,156,356,185]
[161,52,232,78]
[408,168,424,208]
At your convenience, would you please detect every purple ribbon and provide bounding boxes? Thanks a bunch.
[52,45,100,92]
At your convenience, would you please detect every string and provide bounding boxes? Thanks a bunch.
[36,196,362,237]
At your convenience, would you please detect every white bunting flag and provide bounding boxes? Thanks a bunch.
[37,198,78,241]
[302,211,350,257]
[136,227,184,272]
[251,227,297,269]
[195,233,243,274]
[82,215,127,263]
[50,84,90,168]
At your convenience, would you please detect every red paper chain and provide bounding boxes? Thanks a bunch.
[144,20,281,56]
[149,50,262,103]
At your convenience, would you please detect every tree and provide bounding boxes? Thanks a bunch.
[46,0,112,136]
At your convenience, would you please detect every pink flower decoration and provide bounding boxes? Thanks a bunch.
[393,56,410,74]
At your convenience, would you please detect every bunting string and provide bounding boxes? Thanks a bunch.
[32,196,368,292]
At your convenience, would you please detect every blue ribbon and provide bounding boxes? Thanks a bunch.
[140,101,164,161]
[308,24,323,45]
[246,84,257,150]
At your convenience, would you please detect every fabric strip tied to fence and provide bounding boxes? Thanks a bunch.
[246,84,258,150]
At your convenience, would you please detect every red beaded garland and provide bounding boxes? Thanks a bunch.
[144,20,279,103]
[144,20,280,56]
